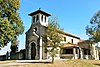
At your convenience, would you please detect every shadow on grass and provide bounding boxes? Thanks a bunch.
[94,64,100,66]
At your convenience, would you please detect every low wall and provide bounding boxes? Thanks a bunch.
[10,51,25,60]
[60,54,73,59]
[0,55,7,61]
[83,55,91,59]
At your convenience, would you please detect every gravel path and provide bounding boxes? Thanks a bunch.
[0,59,66,67]
[0,62,31,67]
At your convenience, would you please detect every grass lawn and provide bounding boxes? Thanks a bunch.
[3,60,100,67]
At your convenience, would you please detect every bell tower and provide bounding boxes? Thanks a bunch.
[29,8,51,27]
[28,9,51,37]
[25,9,51,60]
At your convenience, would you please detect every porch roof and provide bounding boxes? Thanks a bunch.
[78,40,90,49]
[61,43,78,49]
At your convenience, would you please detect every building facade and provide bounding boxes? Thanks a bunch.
[25,9,51,60]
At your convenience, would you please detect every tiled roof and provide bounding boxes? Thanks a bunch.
[29,9,51,16]
[61,43,78,48]
[58,30,80,39]
[78,40,91,49]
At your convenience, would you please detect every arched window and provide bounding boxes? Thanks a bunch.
[41,15,43,22]
[34,27,37,33]
[45,16,46,22]
[33,16,35,22]
[36,15,39,22]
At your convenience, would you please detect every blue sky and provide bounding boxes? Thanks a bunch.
[0,0,100,55]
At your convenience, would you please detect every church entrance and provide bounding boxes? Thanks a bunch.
[31,42,36,60]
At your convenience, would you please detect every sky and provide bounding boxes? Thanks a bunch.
[0,0,100,55]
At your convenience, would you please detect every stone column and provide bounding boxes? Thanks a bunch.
[87,50,89,59]
[25,45,29,60]
[73,48,76,59]
[96,50,99,60]
[25,48,28,59]
[77,48,79,58]
[94,45,97,60]
[39,13,41,22]
[94,50,99,60]
[80,48,83,59]
[28,45,31,59]
[40,37,42,60]
[35,45,39,60]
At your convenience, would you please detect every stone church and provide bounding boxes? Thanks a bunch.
[25,9,99,60]
[25,9,51,60]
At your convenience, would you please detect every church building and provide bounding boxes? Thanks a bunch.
[25,9,99,60]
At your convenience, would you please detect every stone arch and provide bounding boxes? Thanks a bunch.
[30,42,36,60]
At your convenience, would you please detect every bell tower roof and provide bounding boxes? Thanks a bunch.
[29,9,51,16]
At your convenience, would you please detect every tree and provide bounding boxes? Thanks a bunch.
[43,18,63,64]
[86,10,100,43]
[10,37,19,53]
[0,0,24,47]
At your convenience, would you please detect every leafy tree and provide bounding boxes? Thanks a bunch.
[0,0,24,47]
[86,10,100,43]
[43,18,63,64]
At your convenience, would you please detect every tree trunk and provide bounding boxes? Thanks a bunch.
[51,56,54,64]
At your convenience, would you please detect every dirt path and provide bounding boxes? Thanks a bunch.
[0,62,31,67]
[0,60,100,67]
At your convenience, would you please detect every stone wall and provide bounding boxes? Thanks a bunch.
[0,55,7,61]
[10,49,25,60]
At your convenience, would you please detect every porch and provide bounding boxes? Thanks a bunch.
[60,44,80,59]
[60,43,91,60]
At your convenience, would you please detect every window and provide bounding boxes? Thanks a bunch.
[33,16,35,22]
[84,49,90,55]
[84,49,87,55]
[34,27,37,32]
[64,37,66,42]
[76,48,78,54]
[71,39,73,44]
[88,50,90,55]
[45,16,46,22]
[62,49,73,54]
[36,15,39,22]
[41,15,43,22]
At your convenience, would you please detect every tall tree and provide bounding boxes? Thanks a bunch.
[0,0,24,47]
[86,10,100,43]
[43,18,63,64]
